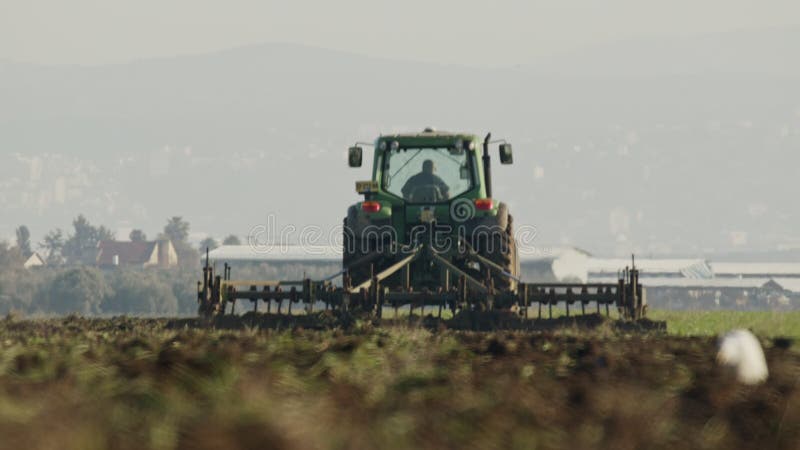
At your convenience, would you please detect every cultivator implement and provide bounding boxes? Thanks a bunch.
[198,246,647,322]
[197,129,651,326]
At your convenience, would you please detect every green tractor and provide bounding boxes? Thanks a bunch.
[198,127,649,321]
[343,128,520,301]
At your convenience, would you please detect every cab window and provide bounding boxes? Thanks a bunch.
[382,147,474,203]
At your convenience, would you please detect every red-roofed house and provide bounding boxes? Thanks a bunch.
[96,240,178,268]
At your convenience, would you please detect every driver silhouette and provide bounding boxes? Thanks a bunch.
[401,159,450,201]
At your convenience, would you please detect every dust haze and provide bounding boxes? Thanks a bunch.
[1,1,799,258]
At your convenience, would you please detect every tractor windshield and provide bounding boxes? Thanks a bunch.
[382,147,474,203]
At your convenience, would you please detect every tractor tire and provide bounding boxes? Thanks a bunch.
[477,203,519,293]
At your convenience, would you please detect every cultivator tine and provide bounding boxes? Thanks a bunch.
[580,286,587,315]
[304,279,313,315]
[250,285,257,313]
[523,284,529,319]
[458,275,467,311]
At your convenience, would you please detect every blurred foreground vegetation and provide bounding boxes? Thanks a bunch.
[0,316,798,450]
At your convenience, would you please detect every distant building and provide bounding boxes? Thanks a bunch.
[589,258,713,280]
[637,277,795,310]
[519,250,713,284]
[23,252,45,269]
[710,262,800,279]
[520,250,798,310]
[589,260,799,310]
[205,243,799,310]
[96,240,178,268]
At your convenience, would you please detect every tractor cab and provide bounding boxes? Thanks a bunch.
[345,128,518,291]
[348,129,512,232]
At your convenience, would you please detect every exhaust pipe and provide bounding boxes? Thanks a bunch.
[483,132,492,198]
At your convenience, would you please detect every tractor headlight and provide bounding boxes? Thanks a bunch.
[454,139,463,150]
[379,141,387,150]
[390,140,400,151]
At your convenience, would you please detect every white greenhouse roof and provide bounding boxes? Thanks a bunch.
[590,276,768,289]
[208,245,341,263]
[710,262,800,277]
[590,276,800,292]
[587,258,713,279]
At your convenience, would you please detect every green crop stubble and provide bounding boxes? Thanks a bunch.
[648,310,800,339]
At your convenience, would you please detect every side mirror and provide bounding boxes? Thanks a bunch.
[499,143,513,164]
[348,146,363,167]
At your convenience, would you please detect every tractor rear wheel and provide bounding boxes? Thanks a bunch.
[476,203,519,293]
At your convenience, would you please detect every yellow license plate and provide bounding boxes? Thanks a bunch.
[356,180,379,194]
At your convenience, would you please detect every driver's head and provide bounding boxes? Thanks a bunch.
[422,159,435,174]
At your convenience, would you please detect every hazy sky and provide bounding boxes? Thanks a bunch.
[1,0,798,66]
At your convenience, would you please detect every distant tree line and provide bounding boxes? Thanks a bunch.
[198,234,241,253]
[0,261,339,317]
[0,214,248,316]
[0,265,198,316]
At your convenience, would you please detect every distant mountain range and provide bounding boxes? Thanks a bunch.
[527,26,800,78]
[1,27,798,258]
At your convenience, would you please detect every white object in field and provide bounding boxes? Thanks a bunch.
[716,329,769,385]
